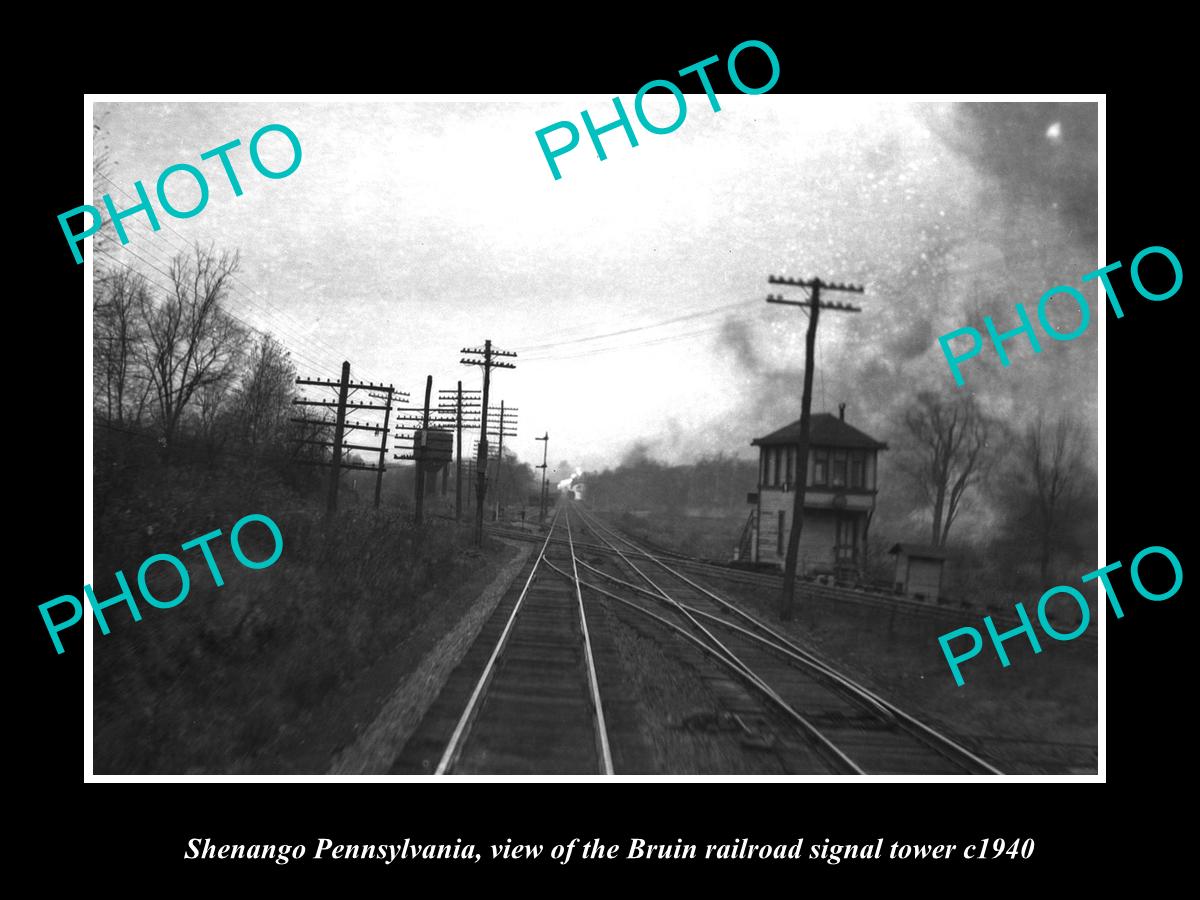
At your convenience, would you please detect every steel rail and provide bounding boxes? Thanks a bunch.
[490,525,1065,635]
[574,557,895,721]
[574,505,1004,776]
[434,509,562,775]
[564,508,790,706]
[564,511,615,774]
[563,505,866,774]
[490,525,806,591]
[544,559,860,774]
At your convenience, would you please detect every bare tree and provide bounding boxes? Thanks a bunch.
[233,334,297,454]
[903,391,998,547]
[94,267,152,425]
[1022,414,1086,581]
[139,243,248,455]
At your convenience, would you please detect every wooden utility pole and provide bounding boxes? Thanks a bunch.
[292,371,397,511]
[489,400,518,520]
[767,276,864,620]
[414,375,433,524]
[455,383,463,516]
[486,402,518,521]
[438,382,480,522]
[461,340,516,545]
[371,386,395,508]
[326,362,350,516]
[476,343,493,538]
[471,443,488,511]
[535,432,549,523]
[495,401,505,521]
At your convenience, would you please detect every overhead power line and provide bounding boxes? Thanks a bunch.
[96,228,360,378]
[91,172,386,382]
[513,298,759,354]
[520,320,739,363]
[95,247,336,377]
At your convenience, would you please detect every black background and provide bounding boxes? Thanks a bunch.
[20,22,1187,886]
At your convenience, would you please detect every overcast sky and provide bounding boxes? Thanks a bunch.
[93,98,1098,476]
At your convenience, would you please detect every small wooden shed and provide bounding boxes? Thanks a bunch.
[888,543,948,604]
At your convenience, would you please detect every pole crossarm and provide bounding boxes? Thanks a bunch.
[289,417,389,434]
[462,346,517,358]
[461,362,516,370]
[768,275,865,293]
[293,399,392,412]
[295,459,383,473]
[296,377,400,391]
[768,295,862,312]
[293,438,387,452]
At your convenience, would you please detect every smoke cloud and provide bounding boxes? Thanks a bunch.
[705,100,1098,456]
[557,466,583,490]
[606,101,1098,539]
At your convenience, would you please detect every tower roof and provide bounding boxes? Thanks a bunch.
[751,412,888,450]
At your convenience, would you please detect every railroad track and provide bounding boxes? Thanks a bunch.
[490,523,776,586]
[395,508,617,775]
[562,502,1003,775]
[488,519,1097,642]
[399,501,1003,774]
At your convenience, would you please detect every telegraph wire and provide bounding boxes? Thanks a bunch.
[95,247,337,377]
[513,298,759,353]
[92,172,383,381]
[96,242,340,375]
[520,320,743,363]
[94,225,358,377]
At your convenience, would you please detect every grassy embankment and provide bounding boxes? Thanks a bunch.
[612,510,747,561]
[92,456,514,774]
